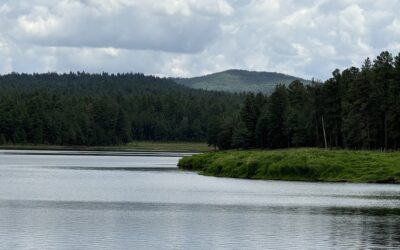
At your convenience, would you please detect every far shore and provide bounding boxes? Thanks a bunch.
[0,141,211,153]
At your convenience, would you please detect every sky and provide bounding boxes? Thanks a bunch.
[0,0,399,80]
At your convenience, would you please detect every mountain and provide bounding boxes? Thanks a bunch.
[173,69,312,93]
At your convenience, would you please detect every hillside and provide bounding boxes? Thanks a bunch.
[0,72,243,146]
[173,69,312,93]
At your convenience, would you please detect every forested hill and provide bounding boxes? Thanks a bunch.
[0,72,243,146]
[173,69,311,93]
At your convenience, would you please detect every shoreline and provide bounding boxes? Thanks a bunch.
[0,141,210,153]
[178,148,400,184]
[0,149,195,158]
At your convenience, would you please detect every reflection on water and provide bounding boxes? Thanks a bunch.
[0,150,399,250]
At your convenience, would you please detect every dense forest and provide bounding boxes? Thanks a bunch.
[0,72,242,145]
[208,51,400,151]
[1,51,399,149]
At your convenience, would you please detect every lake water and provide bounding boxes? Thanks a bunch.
[0,150,399,249]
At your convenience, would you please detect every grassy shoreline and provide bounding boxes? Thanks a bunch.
[178,149,400,184]
[0,141,210,152]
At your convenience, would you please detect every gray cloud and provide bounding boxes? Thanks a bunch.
[0,0,399,79]
[9,0,230,53]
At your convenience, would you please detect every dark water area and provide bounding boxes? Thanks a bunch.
[0,150,399,249]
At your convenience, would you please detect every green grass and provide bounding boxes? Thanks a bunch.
[0,141,211,152]
[178,148,400,183]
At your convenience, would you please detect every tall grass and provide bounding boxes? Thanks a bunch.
[178,149,400,183]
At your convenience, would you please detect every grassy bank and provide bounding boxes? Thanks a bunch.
[178,149,400,183]
[0,141,210,152]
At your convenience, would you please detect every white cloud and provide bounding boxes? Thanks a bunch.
[0,4,11,14]
[18,6,59,36]
[9,0,231,53]
[0,0,399,79]
[0,37,13,73]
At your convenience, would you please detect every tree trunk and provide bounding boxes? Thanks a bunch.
[384,111,388,151]
[322,116,328,149]
[315,117,319,147]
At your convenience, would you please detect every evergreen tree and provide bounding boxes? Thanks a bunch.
[342,61,373,148]
[322,69,344,148]
[388,53,400,148]
[305,80,324,147]
[373,51,394,150]
[0,134,6,145]
[239,93,259,146]
[255,113,269,148]
[268,84,289,148]
[231,122,251,149]
[287,80,308,147]
[217,119,234,150]
[207,116,221,149]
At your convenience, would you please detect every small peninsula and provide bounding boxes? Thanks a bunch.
[178,149,400,184]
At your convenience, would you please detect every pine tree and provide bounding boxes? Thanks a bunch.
[0,134,6,145]
[388,53,400,148]
[268,84,289,148]
[373,51,394,150]
[217,119,234,150]
[231,121,252,149]
[305,80,324,147]
[207,116,221,149]
[239,93,259,147]
[322,69,345,148]
[342,61,373,148]
[255,113,269,148]
[287,80,307,147]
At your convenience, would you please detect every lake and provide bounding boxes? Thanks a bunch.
[0,150,399,249]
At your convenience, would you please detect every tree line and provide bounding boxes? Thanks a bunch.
[0,72,242,145]
[208,51,400,151]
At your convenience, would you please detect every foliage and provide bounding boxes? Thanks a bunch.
[1,50,400,151]
[212,51,400,151]
[0,72,242,146]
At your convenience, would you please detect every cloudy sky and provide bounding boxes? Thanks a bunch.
[0,0,399,80]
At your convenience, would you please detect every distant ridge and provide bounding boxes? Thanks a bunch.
[173,69,311,93]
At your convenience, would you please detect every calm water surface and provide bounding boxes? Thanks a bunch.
[0,150,399,249]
